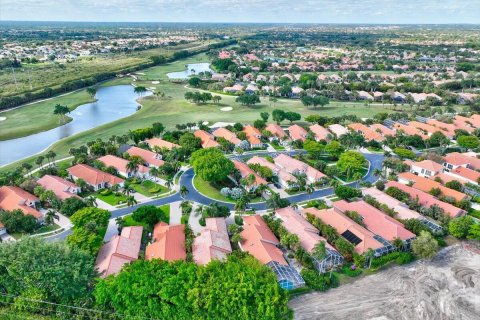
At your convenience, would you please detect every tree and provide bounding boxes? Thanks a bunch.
[445,180,463,192]
[336,151,366,179]
[284,111,301,124]
[70,207,110,228]
[60,197,86,217]
[306,184,315,200]
[393,147,416,160]
[188,77,202,87]
[213,95,222,104]
[134,86,147,96]
[190,148,234,183]
[132,205,168,227]
[126,195,137,207]
[44,209,59,225]
[236,94,260,107]
[0,209,39,234]
[260,112,269,122]
[85,195,98,207]
[325,141,344,159]
[448,216,474,239]
[467,223,480,241]
[86,87,97,98]
[303,139,324,159]
[53,104,70,124]
[457,135,479,150]
[412,231,438,259]
[312,241,327,261]
[334,185,362,200]
[180,185,189,199]
[0,237,96,307]
[272,109,286,124]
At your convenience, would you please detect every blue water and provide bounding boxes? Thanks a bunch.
[0,85,150,166]
[166,63,213,79]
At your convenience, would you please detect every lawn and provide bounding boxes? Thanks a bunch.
[0,51,410,174]
[130,180,169,197]
[336,167,369,182]
[95,189,127,206]
[123,204,170,228]
[193,175,264,203]
[32,223,61,235]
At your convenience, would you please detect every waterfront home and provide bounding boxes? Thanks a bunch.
[0,186,42,220]
[37,175,81,200]
[98,155,149,179]
[145,222,186,261]
[68,164,124,191]
[192,218,232,265]
[194,130,220,149]
[95,226,143,278]
[239,215,305,290]
[127,146,165,168]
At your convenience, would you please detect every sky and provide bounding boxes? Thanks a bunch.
[1,0,480,24]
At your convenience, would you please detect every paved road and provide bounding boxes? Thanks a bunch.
[48,151,384,241]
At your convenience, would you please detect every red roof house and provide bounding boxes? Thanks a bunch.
[145,222,186,261]
[127,146,165,168]
[0,186,42,220]
[68,164,124,191]
[37,175,81,200]
[192,218,232,265]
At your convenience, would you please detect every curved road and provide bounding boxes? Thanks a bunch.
[48,151,384,241]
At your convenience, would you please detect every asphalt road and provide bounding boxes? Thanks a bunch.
[48,150,384,241]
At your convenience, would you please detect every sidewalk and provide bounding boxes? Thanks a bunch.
[169,201,182,224]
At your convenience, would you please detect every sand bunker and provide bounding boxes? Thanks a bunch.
[220,107,232,111]
[151,81,160,84]
[0,117,6,121]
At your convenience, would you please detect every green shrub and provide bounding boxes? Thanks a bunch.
[180,215,189,224]
[395,252,415,265]
[301,268,339,291]
[234,215,243,225]
[148,186,162,193]
[340,265,362,277]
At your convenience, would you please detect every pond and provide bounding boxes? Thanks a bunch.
[0,85,150,166]
[166,63,213,79]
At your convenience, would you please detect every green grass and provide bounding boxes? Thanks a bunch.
[95,190,127,206]
[31,223,61,234]
[123,215,149,228]
[130,180,169,197]
[336,167,369,182]
[193,175,264,203]
[468,209,480,219]
[270,141,285,151]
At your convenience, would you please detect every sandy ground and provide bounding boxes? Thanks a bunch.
[290,242,480,320]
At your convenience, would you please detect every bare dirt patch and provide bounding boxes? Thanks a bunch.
[289,242,480,320]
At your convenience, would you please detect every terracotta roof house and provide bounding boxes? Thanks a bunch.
[212,127,242,146]
[433,172,469,186]
[0,186,42,220]
[98,155,149,179]
[95,226,143,278]
[37,175,81,200]
[146,222,186,261]
[303,207,386,256]
[145,138,180,150]
[409,121,445,137]
[446,167,480,185]
[127,146,165,168]
[288,124,308,142]
[357,91,374,101]
[239,215,304,290]
[385,181,465,218]
[192,218,232,265]
[243,125,263,148]
[275,207,343,271]
[309,124,331,142]
[333,200,416,242]
[443,152,480,171]
[246,156,297,188]
[265,123,287,139]
[327,124,349,137]
[398,172,468,202]
[426,119,456,138]
[348,123,384,141]
[452,115,476,133]
[405,159,444,178]
[194,130,220,149]
[393,122,429,139]
[370,123,395,138]
[232,160,267,191]
[274,153,326,183]
[68,164,124,191]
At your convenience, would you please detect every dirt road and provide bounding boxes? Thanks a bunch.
[290,242,480,320]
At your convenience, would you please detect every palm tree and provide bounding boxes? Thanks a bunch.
[194,205,204,217]
[46,150,56,167]
[165,177,174,190]
[35,156,45,169]
[149,167,160,181]
[44,210,59,225]
[306,184,315,200]
[365,248,375,269]
[392,237,404,251]
[126,195,137,207]
[115,216,125,234]
[373,168,383,178]
[86,87,97,99]
[234,196,248,213]
[180,185,189,199]
[312,241,327,261]
[85,196,98,207]
[126,160,140,177]
[329,178,341,189]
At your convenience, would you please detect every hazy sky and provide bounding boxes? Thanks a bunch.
[1,0,479,24]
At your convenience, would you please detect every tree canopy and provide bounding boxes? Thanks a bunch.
[190,148,234,183]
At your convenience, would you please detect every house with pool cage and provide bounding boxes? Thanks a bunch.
[275,207,343,273]
[239,215,305,290]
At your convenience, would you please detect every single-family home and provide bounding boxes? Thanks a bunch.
[212,127,242,146]
[194,130,220,149]
[37,175,81,200]
[0,186,42,220]
[0,223,6,236]
[445,166,480,185]
[443,152,480,171]
[309,124,331,142]
[333,200,416,244]
[398,172,468,202]
[145,138,180,150]
[288,124,308,142]
[127,146,165,168]
[370,123,395,138]
[239,215,305,290]
[246,156,297,188]
[265,123,288,143]
[348,123,384,141]
[232,160,267,191]
[243,125,264,148]
[274,154,326,183]
[145,222,186,261]
[385,181,465,218]
[303,207,387,256]
[99,155,149,179]
[404,159,444,178]
[327,124,348,137]
[393,122,429,140]
[68,164,124,191]
[275,207,343,271]
[392,91,406,103]
[192,218,232,265]
[357,91,374,101]
[95,226,143,277]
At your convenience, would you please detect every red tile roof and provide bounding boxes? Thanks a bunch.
[98,155,149,176]
[192,218,232,265]
[274,154,326,181]
[309,124,331,141]
[37,175,80,200]
[348,123,384,141]
[145,138,180,150]
[288,124,307,141]
[194,130,220,148]
[127,146,165,167]
[0,186,41,219]
[68,164,124,186]
[232,160,267,186]
[265,123,287,138]
[243,125,262,145]
[407,160,444,173]
[95,226,143,277]
[398,172,468,202]
[146,222,186,261]
[213,127,242,145]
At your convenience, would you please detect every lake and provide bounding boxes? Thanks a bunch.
[166,63,213,79]
[0,85,150,166]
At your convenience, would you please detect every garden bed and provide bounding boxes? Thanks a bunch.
[95,189,127,206]
[130,180,169,197]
